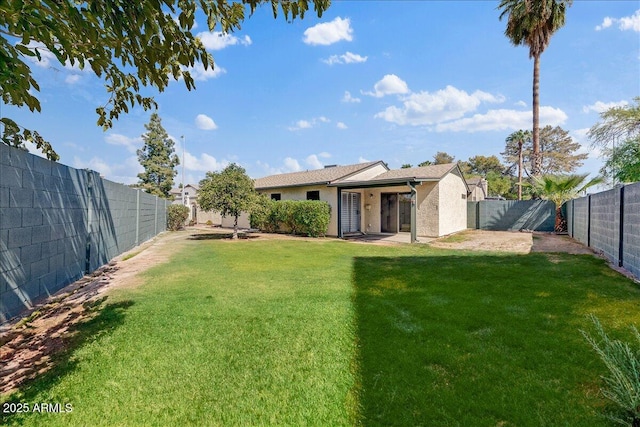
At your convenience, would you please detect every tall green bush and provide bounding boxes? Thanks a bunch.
[250,199,330,237]
[167,204,189,231]
[581,314,640,426]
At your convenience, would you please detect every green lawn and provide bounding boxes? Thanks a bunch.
[2,238,640,426]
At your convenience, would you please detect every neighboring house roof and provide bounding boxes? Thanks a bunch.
[254,161,385,190]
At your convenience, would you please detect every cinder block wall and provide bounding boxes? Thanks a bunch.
[590,189,621,265]
[1,144,169,322]
[623,184,640,278]
[567,182,640,280]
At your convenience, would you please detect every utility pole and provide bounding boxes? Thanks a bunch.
[181,135,185,205]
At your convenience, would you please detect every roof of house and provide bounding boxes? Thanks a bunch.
[365,163,458,182]
[169,183,199,195]
[254,161,384,189]
[331,163,463,188]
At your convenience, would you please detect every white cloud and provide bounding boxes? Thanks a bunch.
[595,10,640,32]
[515,100,527,108]
[434,106,568,133]
[195,114,218,130]
[65,74,81,84]
[582,100,629,114]
[323,51,367,65]
[284,157,302,172]
[619,10,640,32]
[184,152,228,172]
[185,62,226,81]
[337,122,348,129]
[342,91,361,103]
[105,133,142,153]
[303,17,353,46]
[595,17,614,31]
[197,31,252,50]
[358,156,370,163]
[306,154,324,169]
[364,74,410,98]
[288,116,331,131]
[375,85,505,126]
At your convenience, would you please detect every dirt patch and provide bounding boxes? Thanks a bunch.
[530,232,595,255]
[429,229,598,256]
[430,230,533,253]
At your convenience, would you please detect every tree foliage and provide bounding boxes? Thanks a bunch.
[503,126,586,176]
[433,151,455,165]
[0,0,330,159]
[589,98,640,184]
[466,155,505,176]
[137,113,179,198]
[498,0,572,176]
[198,163,256,239]
[533,173,602,232]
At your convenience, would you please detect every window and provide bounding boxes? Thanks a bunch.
[271,193,281,201]
[306,191,320,201]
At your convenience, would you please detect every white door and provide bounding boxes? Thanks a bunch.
[341,192,361,233]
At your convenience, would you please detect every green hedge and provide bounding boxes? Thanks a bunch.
[250,198,331,237]
[167,204,190,231]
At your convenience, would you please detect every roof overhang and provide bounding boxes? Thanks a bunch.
[329,178,438,190]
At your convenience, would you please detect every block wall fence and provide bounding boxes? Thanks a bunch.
[566,182,640,280]
[467,200,556,232]
[1,144,169,322]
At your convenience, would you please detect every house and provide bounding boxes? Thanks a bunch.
[254,161,470,241]
[170,184,237,227]
[465,177,488,201]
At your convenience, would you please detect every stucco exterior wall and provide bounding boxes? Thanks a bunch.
[196,209,222,226]
[260,185,339,236]
[416,182,439,237]
[220,212,251,229]
[438,172,468,236]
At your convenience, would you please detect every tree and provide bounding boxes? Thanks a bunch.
[0,0,330,160]
[499,0,572,176]
[600,138,640,184]
[418,160,433,167]
[533,174,602,232]
[467,155,505,176]
[137,113,179,198]
[433,151,455,165]
[401,163,412,169]
[589,97,640,184]
[503,130,531,200]
[198,163,256,239]
[503,126,585,194]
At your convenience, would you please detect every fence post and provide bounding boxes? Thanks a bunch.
[154,196,158,236]
[587,195,592,248]
[135,189,140,246]
[85,170,93,274]
[619,185,625,267]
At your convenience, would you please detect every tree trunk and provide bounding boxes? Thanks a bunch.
[531,54,541,177]
[233,215,238,239]
[518,141,523,200]
[555,206,567,233]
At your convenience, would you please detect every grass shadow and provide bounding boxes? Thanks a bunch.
[188,232,259,240]
[0,299,133,425]
[351,252,640,426]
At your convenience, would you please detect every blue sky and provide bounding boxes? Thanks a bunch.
[5,1,640,186]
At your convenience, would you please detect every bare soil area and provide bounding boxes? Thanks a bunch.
[430,229,595,255]
[0,226,600,395]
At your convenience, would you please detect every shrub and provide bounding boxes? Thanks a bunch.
[581,314,640,426]
[250,199,330,237]
[167,204,189,231]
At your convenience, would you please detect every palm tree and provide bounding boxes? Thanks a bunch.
[498,0,572,177]
[505,129,532,200]
[533,174,602,232]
